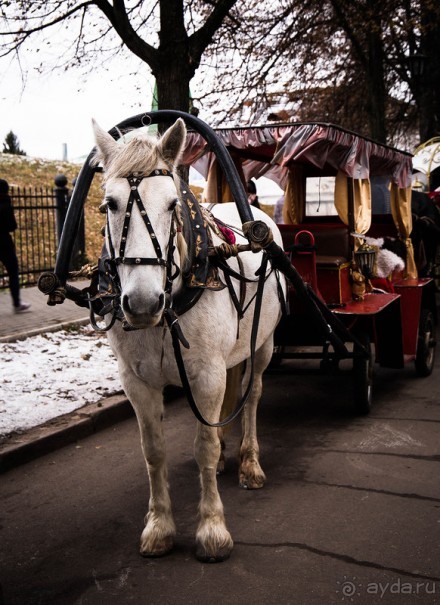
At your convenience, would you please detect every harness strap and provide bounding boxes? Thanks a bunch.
[222,265,244,319]
[166,253,269,428]
[275,269,288,316]
[115,257,166,266]
[214,256,259,283]
[219,255,248,339]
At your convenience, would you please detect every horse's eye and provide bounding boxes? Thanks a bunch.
[168,199,178,211]
[105,197,118,212]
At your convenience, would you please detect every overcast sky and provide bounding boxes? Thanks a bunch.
[0,29,280,198]
[0,50,156,162]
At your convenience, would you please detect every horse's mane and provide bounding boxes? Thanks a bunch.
[94,132,174,182]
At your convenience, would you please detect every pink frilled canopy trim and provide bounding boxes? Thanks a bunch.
[181,122,413,189]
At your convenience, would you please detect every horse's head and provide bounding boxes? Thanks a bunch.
[93,118,187,328]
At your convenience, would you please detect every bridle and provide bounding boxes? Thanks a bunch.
[107,169,174,268]
[102,168,181,328]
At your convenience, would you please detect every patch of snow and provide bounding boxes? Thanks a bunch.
[0,326,121,438]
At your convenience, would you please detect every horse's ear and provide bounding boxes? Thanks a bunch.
[158,118,187,165]
[92,119,118,167]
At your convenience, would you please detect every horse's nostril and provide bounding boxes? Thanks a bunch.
[153,293,165,315]
[122,294,132,314]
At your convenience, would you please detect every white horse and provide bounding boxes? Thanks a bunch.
[92,118,286,562]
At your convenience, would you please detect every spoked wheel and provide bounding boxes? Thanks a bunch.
[415,309,436,377]
[353,331,373,415]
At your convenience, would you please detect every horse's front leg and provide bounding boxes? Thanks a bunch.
[193,372,233,562]
[121,372,175,556]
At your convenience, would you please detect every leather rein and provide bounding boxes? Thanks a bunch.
[96,169,273,428]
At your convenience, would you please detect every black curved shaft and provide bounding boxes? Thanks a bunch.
[55,150,96,280]
[55,110,251,280]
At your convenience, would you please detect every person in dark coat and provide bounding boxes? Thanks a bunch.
[247,179,261,209]
[411,189,440,276]
[0,179,31,313]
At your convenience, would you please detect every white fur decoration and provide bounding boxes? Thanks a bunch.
[365,237,405,278]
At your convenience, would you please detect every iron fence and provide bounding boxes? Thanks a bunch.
[0,186,61,288]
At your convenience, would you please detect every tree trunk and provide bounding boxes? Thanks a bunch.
[155,63,192,113]
[154,0,194,114]
[419,1,440,143]
[365,4,387,142]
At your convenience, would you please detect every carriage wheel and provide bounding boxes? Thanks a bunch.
[434,245,440,292]
[415,309,436,377]
[353,332,373,415]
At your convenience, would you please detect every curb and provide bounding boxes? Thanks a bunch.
[0,317,90,343]
[0,394,134,474]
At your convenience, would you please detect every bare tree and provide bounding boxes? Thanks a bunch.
[1,0,438,145]
[323,0,439,143]
[0,0,239,113]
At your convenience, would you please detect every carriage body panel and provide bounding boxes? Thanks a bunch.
[276,220,435,365]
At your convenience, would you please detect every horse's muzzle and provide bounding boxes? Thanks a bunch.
[122,292,165,327]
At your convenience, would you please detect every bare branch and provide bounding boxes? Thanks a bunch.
[94,0,159,68]
[189,0,238,66]
[0,2,95,37]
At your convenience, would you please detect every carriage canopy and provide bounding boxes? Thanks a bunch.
[181,122,416,277]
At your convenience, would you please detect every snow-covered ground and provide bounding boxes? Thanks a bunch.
[0,326,122,439]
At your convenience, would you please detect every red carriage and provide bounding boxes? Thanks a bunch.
[182,121,437,413]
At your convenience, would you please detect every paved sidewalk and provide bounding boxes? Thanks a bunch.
[0,278,135,472]
[0,279,90,342]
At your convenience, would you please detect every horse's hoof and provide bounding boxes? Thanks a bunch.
[140,535,174,558]
[195,543,232,563]
[239,474,265,490]
[239,457,266,490]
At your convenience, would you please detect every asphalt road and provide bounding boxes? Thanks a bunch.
[1,354,439,605]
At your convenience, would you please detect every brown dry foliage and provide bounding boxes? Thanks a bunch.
[0,153,105,266]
